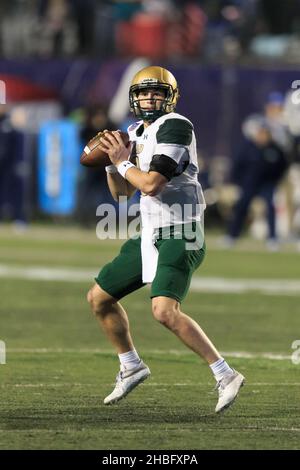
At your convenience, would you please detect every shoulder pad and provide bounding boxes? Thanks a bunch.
[156,118,193,146]
[128,121,142,132]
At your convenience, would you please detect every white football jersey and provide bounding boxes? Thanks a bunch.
[127,112,206,229]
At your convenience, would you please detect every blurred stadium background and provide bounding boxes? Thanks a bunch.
[0,0,300,451]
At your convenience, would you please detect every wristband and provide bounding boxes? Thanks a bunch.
[117,160,135,178]
[105,165,118,174]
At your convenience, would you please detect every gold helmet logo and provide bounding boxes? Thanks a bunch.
[129,66,180,122]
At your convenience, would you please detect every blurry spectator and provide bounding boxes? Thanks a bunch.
[37,0,78,56]
[241,91,292,173]
[201,0,248,61]
[224,117,289,248]
[260,0,300,35]
[142,0,174,17]
[167,1,207,58]
[263,91,293,153]
[115,1,170,59]
[93,1,119,57]
[69,0,97,55]
[240,92,294,241]
[0,0,40,57]
[0,0,300,61]
[114,0,143,20]
[115,0,206,59]
[249,0,300,60]
[0,104,27,227]
[76,104,115,225]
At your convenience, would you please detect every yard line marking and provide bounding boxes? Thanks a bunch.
[145,382,300,386]
[0,263,300,295]
[6,348,292,360]
[235,427,300,433]
[0,427,299,433]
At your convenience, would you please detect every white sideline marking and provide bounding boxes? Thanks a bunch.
[0,264,300,295]
[191,277,300,295]
[1,382,299,388]
[6,348,291,360]
[0,265,95,282]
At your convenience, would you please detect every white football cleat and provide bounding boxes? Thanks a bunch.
[215,370,245,413]
[104,361,150,405]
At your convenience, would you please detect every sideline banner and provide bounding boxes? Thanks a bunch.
[38,120,81,215]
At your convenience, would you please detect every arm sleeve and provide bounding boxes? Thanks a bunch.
[149,154,179,181]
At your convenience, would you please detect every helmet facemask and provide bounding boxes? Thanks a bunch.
[129,83,176,123]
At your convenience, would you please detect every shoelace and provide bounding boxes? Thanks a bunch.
[115,371,123,384]
[215,381,223,392]
[215,370,236,391]
[115,363,143,384]
[215,377,230,392]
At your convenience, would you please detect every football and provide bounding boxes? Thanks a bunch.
[80,130,130,167]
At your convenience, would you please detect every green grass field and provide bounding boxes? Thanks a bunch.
[0,224,299,450]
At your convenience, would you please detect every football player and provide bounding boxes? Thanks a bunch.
[87,66,245,412]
